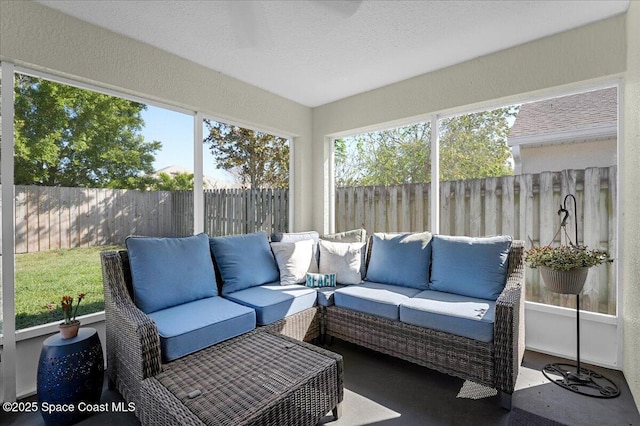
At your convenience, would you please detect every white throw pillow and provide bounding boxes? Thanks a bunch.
[318,240,366,285]
[271,240,316,285]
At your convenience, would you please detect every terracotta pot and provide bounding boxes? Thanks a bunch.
[59,320,81,339]
[539,266,590,295]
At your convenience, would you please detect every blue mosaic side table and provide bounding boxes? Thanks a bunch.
[37,327,104,426]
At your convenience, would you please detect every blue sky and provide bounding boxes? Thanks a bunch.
[140,105,236,182]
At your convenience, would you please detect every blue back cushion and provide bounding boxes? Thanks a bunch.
[126,233,218,314]
[209,232,280,295]
[430,235,512,300]
[365,232,433,290]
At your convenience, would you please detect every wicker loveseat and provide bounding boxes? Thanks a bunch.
[322,235,525,409]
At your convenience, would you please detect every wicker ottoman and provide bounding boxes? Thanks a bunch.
[140,330,343,426]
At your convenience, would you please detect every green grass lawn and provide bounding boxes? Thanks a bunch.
[15,245,122,330]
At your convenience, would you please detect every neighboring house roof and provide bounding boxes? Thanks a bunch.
[508,87,617,147]
[154,165,243,189]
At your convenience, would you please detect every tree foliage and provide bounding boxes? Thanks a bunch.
[438,107,516,181]
[334,138,356,186]
[13,75,161,188]
[203,120,289,189]
[148,172,194,191]
[337,123,431,186]
[335,107,517,187]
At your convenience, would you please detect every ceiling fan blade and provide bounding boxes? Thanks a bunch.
[226,0,361,48]
[227,1,272,48]
[314,0,363,18]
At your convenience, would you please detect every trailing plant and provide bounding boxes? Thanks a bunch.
[525,245,612,271]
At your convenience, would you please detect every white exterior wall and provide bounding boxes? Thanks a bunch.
[518,138,617,174]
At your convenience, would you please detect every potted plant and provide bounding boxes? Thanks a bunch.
[51,293,85,339]
[525,245,612,294]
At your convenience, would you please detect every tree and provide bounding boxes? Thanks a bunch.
[335,107,517,186]
[203,120,289,189]
[334,138,360,187]
[336,123,431,187]
[438,107,516,181]
[13,75,161,188]
[148,172,194,191]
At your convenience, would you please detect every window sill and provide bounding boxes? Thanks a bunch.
[0,311,105,345]
[525,301,617,325]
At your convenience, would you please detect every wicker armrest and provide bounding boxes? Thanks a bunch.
[493,240,525,394]
[101,251,162,385]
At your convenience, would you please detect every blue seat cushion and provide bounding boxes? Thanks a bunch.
[126,233,217,314]
[334,282,421,320]
[365,232,433,290]
[225,284,317,325]
[315,285,347,307]
[148,296,256,362]
[400,290,495,343]
[430,235,512,300]
[209,232,280,295]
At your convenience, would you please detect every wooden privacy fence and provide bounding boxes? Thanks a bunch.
[10,186,288,254]
[335,166,617,315]
[7,168,615,314]
[170,188,289,237]
[13,186,174,253]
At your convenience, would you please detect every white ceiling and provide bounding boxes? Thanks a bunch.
[37,0,629,108]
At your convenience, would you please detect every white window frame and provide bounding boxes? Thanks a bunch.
[0,65,204,400]
[1,61,18,403]
[328,80,621,313]
[199,113,295,232]
[327,79,622,367]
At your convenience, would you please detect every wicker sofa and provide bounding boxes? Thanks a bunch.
[100,230,524,417]
[322,236,525,409]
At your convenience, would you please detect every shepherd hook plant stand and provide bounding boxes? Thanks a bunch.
[541,194,619,398]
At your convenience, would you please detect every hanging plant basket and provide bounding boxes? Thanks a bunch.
[539,266,589,295]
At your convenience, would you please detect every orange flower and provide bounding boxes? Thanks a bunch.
[56,293,86,324]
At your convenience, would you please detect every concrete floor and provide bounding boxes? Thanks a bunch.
[2,340,638,426]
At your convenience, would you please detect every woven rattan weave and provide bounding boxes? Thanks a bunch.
[140,330,343,426]
[101,250,162,409]
[324,240,525,405]
[261,304,320,342]
[101,250,328,423]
